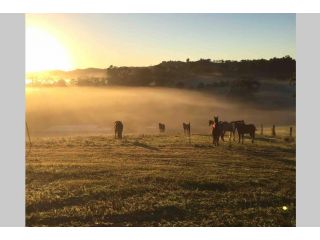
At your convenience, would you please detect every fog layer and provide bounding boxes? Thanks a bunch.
[26,87,295,137]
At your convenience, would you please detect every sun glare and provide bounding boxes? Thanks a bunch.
[26,27,73,72]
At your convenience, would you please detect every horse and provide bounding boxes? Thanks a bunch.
[234,121,256,143]
[231,120,245,126]
[220,121,236,141]
[209,116,223,146]
[220,120,245,141]
[114,121,123,139]
[159,123,166,133]
[182,122,191,137]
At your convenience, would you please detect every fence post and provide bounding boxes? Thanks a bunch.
[26,121,32,145]
[260,124,263,135]
[272,125,276,137]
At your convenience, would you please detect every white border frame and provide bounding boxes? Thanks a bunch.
[0,0,310,13]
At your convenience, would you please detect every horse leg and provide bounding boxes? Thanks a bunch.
[242,134,244,144]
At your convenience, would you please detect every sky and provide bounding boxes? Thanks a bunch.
[26,14,296,72]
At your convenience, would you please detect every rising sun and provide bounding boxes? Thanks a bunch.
[26,27,73,72]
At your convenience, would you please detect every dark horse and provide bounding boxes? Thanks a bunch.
[182,122,191,137]
[114,121,123,139]
[234,121,256,143]
[209,116,223,146]
[220,121,236,141]
[220,120,245,141]
[159,123,166,133]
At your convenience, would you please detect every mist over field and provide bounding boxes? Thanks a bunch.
[26,87,295,137]
[25,14,296,227]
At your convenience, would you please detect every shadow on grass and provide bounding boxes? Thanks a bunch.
[26,187,150,213]
[193,144,213,148]
[255,136,284,143]
[132,141,160,151]
[102,205,186,226]
[272,158,296,166]
[27,205,186,227]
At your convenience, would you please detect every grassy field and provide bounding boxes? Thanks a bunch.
[26,130,296,226]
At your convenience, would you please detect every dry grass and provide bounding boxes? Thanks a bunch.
[26,130,295,226]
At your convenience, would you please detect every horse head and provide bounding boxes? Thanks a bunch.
[214,116,219,124]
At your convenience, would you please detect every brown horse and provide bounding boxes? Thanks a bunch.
[114,121,123,139]
[234,121,256,143]
[211,120,245,142]
[159,123,166,133]
[209,116,223,146]
[183,122,191,137]
[220,121,236,141]
[221,120,245,141]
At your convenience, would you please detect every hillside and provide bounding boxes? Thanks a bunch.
[26,57,295,89]
[26,131,295,226]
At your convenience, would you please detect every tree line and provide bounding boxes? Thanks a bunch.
[106,56,295,87]
[27,56,295,88]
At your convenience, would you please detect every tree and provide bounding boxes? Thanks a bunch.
[55,79,67,87]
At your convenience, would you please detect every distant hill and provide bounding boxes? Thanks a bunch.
[106,56,295,87]
[26,56,295,91]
